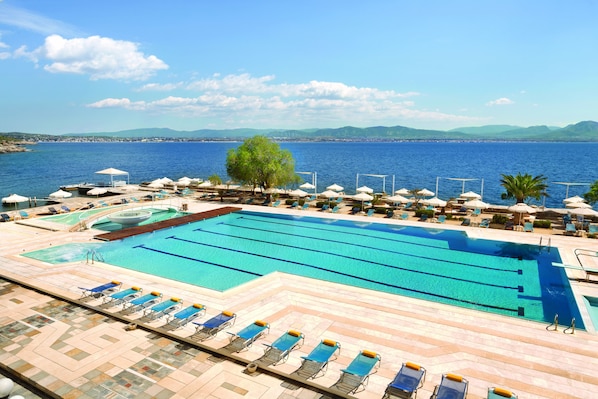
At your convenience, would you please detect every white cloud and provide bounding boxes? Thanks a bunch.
[0,3,81,36]
[16,34,168,80]
[88,73,478,127]
[486,97,514,106]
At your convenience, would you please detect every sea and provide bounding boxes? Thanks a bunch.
[1,141,596,212]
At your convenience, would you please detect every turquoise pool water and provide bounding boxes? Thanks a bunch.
[23,211,583,326]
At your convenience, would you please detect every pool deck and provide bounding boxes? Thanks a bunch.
[1,197,598,398]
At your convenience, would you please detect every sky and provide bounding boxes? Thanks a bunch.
[0,1,597,135]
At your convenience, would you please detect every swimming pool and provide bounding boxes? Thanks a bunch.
[23,210,583,327]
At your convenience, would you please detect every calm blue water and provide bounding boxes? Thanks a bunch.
[22,210,582,326]
[1,141,596,211]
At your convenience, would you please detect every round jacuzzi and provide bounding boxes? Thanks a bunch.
[107,210,152,226]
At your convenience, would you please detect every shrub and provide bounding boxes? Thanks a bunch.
[491,214,508,224]
[414,209,435,218]
[533,219,552,229]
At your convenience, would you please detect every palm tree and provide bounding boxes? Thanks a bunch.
[500,173,548,204]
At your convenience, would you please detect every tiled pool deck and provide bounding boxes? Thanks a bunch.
[1,199,598,398]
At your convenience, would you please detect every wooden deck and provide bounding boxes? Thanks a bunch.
[94,206,242,241]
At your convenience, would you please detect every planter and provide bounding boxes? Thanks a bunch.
[246,363,258,373]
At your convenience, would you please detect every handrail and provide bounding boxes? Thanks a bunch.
[546,313,558,331]
[563,318,575,334]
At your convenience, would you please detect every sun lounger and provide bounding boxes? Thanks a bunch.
[122,291,162,313]
[101,286,142,307]
[436,215,446,224]
[523,221,534,232]
[99,200,109,207]
[479,218,490,228]
[461,218,470,226]
[487,387,518,398]
[166,303,206,328]
[272,200,281,207]
[335,349,381,394]
[301,203,309,210]
[143,297,183,320]
[366,209,375,217]
[564,222,578,236]
[386,210,394,218]
[331,205,340,213]
[430,373,469,399]
[258,329,304,365]
[401,212,409,220]
[290,201,298,209]
[61,205,71,212]
[382,362,426,399]
[0,213,11,222]
[48,207,58,214]
[295,339,341,379]
[225,320,270,352]
[321,204,330,211]
[79,280,122,299]
[193,310,236,339]
[19,210,30,219]
[589,224,598,234]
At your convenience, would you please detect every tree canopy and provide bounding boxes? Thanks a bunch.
[584,181,598,205]
[226,135,299,192]
[500,173,548,204]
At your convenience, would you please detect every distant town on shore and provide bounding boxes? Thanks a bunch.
[2,120,598,148]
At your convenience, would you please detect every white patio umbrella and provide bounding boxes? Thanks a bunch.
[417,188,435,197]
[508,203,536,225]
[1,193,29,209]
[299,182,316,190]
[289,189,308,198]
[460,191,481,200]
[48,189,72,200]
[563,195,586,204]
[198,181,213,188]
[463,199,490,209]
[395,188,410,196]
[356,185,374,194]
[569,207,598,217]
[385,194,409,204]
[95,167,129,187]
[424,197,447,207]
[353,192,374,209]
[147,181,164,189]
[87,187,108,197]
[565,201,592,209]
[326,183,344,192]
[320,189,340,205]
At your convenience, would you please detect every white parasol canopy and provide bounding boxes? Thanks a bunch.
[563,195,586,203]
[198,181,213,188]
[356,185,373,194]
[395,188,410,195]
[569,207,598,217]
[2,193,29,209]
[320,189,340,198]
[385,194,409,204]
[508,203,536,225]
[49,189,72,200]
[463,199,489,209]
[289,189,308,197]
[299,182,316,190]
[460,191,481,200]
[417,188,435,197]
[326,183,344,191]
[565,201,591,209]
[353,192,374,202]
[423,197,447,207]
[148,181,164,189]
[87,187,108,196]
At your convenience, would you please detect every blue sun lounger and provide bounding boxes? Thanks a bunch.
[143,297,183,320]
[226,320,270,352]
[101,286,142,307]
[431,373,469,399]
[258,329,304,365]
[487,387,518,399]
[336,350,381,394]
[295,339,341,379]
[79,280,122,299]
[122,291,162,313]
[166,303,206,328]
[383,362,426,399]
[193,310,237,339]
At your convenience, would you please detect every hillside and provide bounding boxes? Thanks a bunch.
[3,120,598,141]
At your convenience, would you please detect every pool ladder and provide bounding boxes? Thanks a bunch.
[546,314,575,334]
[86,250,105,264]
[539,236,551,252]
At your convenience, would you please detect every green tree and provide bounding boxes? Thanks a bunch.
[226,135,300,192]
[500,173,548,203]
[584,181,598,205]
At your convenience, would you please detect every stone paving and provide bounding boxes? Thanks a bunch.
[1,199,598,398]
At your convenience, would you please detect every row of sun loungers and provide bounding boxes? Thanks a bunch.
[79,281,516,398]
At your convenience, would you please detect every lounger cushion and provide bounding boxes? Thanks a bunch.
[406,362,421,371]
[171,297,181,302]
[222,310,234,317]
[112,280,121,285]
[362,350,377,358]
[254,320,267,327]
[288,329,301,337]
[132,286,141,291]
[493,387,513,397]
[193,303,204,309]
[150,291,161,296]
[446,373,463,382]
[323,339,337,347]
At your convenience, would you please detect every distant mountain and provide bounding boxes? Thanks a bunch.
[4,120,598,141]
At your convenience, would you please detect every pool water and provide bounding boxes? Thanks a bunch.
[23,211,583,327]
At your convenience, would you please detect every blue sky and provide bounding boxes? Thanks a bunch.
[1,1,597,135]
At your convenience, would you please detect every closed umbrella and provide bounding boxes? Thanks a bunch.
[49,189,72,200]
